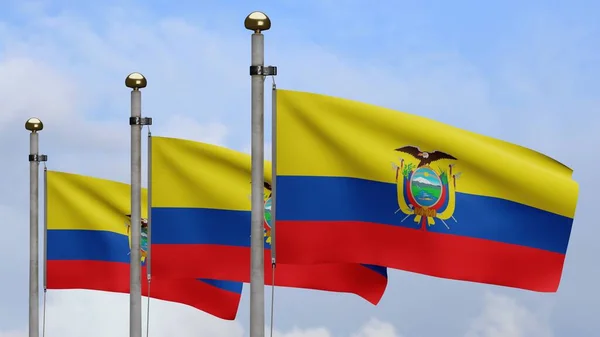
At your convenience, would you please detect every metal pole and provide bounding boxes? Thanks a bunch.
[29,131,39,337]
[43,167,47,295]
[270,84,277,264]
[125,73,148,337]
[268,85,278,337]
[250,30,266,337]
[147,131,152,279]
[245,11,273,337]
[130,84,142,337]
[25,117,46,337]
[145,130,152,337]
[42,166,48,337]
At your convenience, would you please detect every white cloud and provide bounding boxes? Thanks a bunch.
[3,291,406,337]
[42,290,244,337]
[464,292,553,337]
[272,327,332,337]
[0,331,27,337]
[158,115,229,146]
[0,291,407,337]
[0,290,552,337]
[0,57,77,129]
[269,319,402,337]
[350,319,401,337]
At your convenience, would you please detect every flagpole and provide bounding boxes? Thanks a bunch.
[270,84,277,264]
[147,130,152,280]
[125,73,148,337]
[145,130,152,337]
[245,11,273,337]
[26,117,46,337]
[269,82,277,337]
[42,166,48,337]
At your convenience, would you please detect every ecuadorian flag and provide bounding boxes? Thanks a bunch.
[150,136,388,304]
[274,89,579,292]
[46,170,242,320]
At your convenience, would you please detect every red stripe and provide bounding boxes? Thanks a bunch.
[276,221,566,292]
[47,260,241,320]
[151,245,387,304]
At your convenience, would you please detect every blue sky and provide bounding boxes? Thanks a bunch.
[0,1,598,337]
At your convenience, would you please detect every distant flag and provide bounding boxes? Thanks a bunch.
[45,170,242,320]
[150,136,388,304]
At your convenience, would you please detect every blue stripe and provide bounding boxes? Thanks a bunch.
[47,229,130,263]
[362,264,387,277]
[276,176,573,254]
[47,229,243,293]
[152,208,253,247]
[152,207,387,277]
[198,278,243,294]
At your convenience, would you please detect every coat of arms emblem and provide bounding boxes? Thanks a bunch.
[247,181,274,245]
[125,214,148,264]
[392,146,461,231]
[263,182,273,244]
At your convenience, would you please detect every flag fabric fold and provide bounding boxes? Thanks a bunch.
[150,136,388,305]
[274,89,579,292]
[46,170,242,320]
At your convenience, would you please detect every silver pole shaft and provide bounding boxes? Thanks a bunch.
[42,166,48,337]
[250,32,265,337]
[146,131,152,279]
[29,132,40,337]
[270,85,277,264]
[43,167,47,290]
[145,130,152,337]
[130,89,142,337]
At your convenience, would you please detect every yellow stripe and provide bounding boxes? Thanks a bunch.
[151,136,272,209]
[275,89,578,218]
[47,171,148,233]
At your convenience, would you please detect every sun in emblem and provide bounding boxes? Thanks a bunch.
[392,146,461,231]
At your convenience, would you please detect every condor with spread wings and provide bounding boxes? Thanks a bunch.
[395,146,457,167]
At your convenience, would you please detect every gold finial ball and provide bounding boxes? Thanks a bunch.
[244,11,271,32]
[25,117,43,132]
[125,72,147,89]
